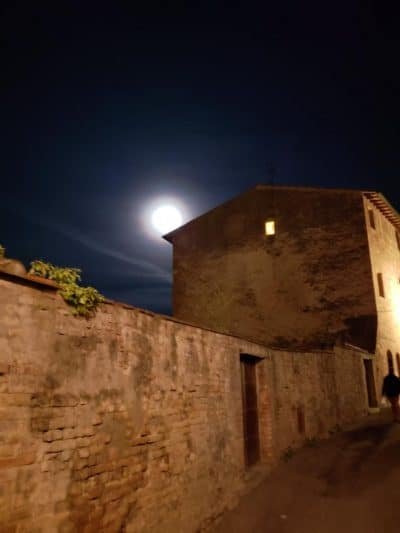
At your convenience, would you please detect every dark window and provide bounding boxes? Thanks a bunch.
[377,273,385,297]
[297,406,305,434]
[368,209,376,229]
[396,231,400,251]
[240,354,261,467]
[387,350,394,372]
[363,359,378,407]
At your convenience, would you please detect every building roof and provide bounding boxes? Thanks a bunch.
[362,191,400,233]
[163,184,400,242]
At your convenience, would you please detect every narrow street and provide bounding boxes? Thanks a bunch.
[212,411,400,533]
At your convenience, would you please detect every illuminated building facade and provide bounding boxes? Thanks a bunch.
[165,185,400,404]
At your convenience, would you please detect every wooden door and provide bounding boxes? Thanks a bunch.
[241,355,260,467]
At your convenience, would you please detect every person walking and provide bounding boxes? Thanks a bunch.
[382,367,400,422]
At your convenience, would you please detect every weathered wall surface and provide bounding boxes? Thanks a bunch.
[364,196,400,392]
[170,186,377,351]
[0,275,369,532]
[268,346,369,455]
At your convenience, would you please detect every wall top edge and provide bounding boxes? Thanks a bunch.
[1,273,369,358]
[0,268,59,290]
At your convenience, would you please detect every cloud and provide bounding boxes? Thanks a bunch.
[6,201,172,283]
[50,222,172,282]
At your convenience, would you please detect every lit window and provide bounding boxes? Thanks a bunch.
[377,273,385,298]
[265,220,275,236]
[368,209,376,229]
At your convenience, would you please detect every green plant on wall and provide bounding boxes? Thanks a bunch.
[0,244,5,258]
[29,260,105,317]
[30,260,81,284]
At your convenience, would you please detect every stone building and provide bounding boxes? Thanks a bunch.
[165,185,400,409]
[1,184,398,532]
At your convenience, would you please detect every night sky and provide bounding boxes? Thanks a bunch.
[1,3,399,314]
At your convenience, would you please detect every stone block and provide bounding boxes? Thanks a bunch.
[74,458,89,470]
[72,467,90,481]
[77,426,95,437]
[91,415,103,426]
[130,436,148,447]
[86,484,104,500]
[78,448,90,459]
[0,450,36,468]
[43,429,63,442]
[49,416,75,430]
[75,437,91,448]
[1,393,31,407]
[87,454,98,467]
[31,417,50,432]
[63,428,75,440]
[51,394,79,407]
[30,393,52,408]
[60,449,73,463]
[89,462,112,477]
[89,443,104,456]
[46,440,74,453]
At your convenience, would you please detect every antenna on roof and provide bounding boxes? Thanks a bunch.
[267,165,277,186]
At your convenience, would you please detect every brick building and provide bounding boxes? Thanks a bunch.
[1,184,398,531]
[165,185,400,408]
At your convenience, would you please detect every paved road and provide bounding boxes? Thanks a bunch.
[212,411,400,533]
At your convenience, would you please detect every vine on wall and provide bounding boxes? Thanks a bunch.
[29,260,105,317]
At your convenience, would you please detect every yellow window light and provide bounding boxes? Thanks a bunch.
[265,220,275,236]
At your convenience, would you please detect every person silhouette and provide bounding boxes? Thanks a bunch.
[382,367,400,422]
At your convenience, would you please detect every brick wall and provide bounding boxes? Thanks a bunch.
[268,345,368,455]
[0,275,368,532]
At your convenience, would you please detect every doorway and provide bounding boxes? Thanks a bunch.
[363,359,378,408]
[240,354,261,467]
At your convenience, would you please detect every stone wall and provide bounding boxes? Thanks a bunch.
[0,274,369,532]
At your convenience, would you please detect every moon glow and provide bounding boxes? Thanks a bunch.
[151,205,183,234]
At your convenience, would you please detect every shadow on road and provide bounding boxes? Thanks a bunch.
[320,421,395,496]
[212,412,400,533]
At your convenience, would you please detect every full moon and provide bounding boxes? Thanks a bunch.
[151,205,183,234]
